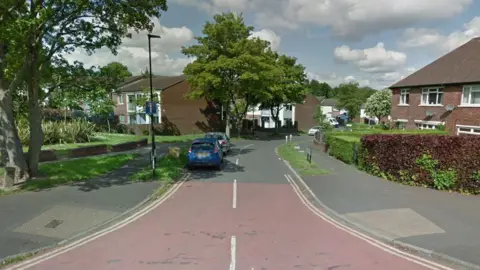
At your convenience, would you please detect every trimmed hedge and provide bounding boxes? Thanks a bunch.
[360,135,480,193]
[328,136,359,164]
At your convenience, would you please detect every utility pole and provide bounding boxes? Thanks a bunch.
[147,33,160,179]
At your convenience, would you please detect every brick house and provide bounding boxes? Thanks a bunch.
[295,93,321,131]
[113,75,223,135]
[390,37,480,136]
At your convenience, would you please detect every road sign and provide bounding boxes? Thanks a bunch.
[145,102,157,115]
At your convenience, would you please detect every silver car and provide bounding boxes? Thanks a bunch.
[204,132,231,154]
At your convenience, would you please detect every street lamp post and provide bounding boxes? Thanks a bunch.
[148,33,160,178]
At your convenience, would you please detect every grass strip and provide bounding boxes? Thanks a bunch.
[278,143,328,176]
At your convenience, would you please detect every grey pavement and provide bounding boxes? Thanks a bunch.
[0,142,190,260]
[295,137,480,267]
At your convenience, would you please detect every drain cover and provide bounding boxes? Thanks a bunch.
[45,219,63,229]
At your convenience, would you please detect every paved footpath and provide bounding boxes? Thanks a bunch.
[4,139,454,270]
[296,136,480,269]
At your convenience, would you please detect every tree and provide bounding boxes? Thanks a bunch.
[261,54,307,130]
[309,80,334,98]
[335,82,364,120]
[0,1,31,184]
[364,89,392,122]
[5,0,168,178]
[182,12,276,136]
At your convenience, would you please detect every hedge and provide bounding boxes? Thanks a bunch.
[360,135,480,193]
[328,136,359,164]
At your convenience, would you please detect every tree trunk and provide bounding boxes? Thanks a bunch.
[225,102,230,137]
[0,43,29,187]
[26,45,43,177]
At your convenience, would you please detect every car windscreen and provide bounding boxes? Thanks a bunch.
[191,142,215,151]
[205,134,224,140]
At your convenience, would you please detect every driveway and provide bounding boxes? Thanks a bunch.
[4,139,451,270]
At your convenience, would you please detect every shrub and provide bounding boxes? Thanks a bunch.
[328,135,359,164]
[361,135,480,193]
[17,119,96,145]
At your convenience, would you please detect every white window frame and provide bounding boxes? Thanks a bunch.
[456,124,480,135]
[461,85,480,106]
[421,87,443,105]
[117,94,124,104]
[414,120,444,130]
[119,115,125,123]
[399,89,410,105]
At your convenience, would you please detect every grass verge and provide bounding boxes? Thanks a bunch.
[0,154,135,194]
[131,148,188,198]
[278,143,328,176]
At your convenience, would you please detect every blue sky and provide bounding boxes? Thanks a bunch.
[67,0,480,89]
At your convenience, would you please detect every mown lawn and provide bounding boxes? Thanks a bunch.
[278,144,328,176]
[0,153,135,195]
[22,133,200,158]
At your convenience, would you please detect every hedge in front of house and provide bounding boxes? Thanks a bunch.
[360,134,480,193]
[328,135,360,164]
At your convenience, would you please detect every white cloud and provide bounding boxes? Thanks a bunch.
[175,0,473,40]
[334,42,407,73]
[306,71,370,87]
[63,18,195,75]
[249,29,281,51]
[398,16,480,54]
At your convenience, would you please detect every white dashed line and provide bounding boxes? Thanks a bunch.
[230,236,236,270]
[233,179,237,209]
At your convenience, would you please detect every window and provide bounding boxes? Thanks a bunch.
[414,120,443,130]
[421,88,443,105]
[456,125,480,135]
[129,114,137,124]
[462,86,480,105]
[127,95,136,111]
[399,89,409,105]
[117,94,124,104]
[416,123,436,130]
[285,104,292,111]
[119,115,125,123]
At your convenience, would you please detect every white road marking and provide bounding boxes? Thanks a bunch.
[7,174,191,270]
[239,144,253,154]
[283,174,454,270]
[233,179,237,209]
[235,158,239,165]
[230,236,236,270]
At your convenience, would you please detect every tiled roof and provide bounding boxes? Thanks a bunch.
[391,37,480,88]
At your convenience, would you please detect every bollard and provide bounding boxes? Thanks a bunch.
[289,134,292,143]
[285,135,288,144]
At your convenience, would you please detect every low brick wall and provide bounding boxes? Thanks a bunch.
[312,138,329,153]
[39,150,57,162]
[70,144,108,158]
[111,139,148,152]
[22,150,58,162]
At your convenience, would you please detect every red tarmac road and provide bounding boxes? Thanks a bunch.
[20,178,437,270]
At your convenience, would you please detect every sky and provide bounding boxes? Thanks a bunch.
[65,0,480,90]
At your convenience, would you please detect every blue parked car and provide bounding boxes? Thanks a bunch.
[187,138,224,170]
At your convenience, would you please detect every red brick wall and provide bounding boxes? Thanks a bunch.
[391,85,480,135]
[296,94,320,131]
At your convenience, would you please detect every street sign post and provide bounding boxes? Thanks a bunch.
[145,102,157,115]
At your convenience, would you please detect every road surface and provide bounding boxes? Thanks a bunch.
[6,140,451,270]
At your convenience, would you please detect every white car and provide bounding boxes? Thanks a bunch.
[308,126,322,136]
[325,117,339,127]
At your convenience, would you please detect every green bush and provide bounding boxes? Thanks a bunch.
[328,135,359,164]
[17,119,96,145]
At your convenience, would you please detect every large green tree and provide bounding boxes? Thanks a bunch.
[364,89,392,122]
[182,12,277,136]
[309,79,335,98]
[335,82,364,120]
[261,54,307,130]
[1,0,168,181]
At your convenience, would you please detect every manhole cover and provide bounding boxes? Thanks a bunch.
[45,219,63,229]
